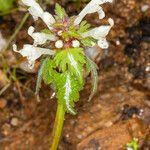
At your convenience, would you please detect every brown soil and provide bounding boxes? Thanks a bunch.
[0,0,150,150]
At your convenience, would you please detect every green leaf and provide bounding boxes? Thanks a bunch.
[0,0,15,12]
[127,138,139,150]
[42,58,56,84]
[55,3,67,19]
[41,29,53,35]
[55,71,81,115]
[54,48,86,86]
[62,30,80,39]
[78,20,91,33]
[86,56,98,101]
[35,58,47,95]
[81,37,96,47]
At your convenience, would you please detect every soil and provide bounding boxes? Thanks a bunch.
[0,0,150,150]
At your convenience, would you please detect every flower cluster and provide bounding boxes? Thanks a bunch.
[13,0,114,69]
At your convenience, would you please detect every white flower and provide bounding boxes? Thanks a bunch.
[28,26,57,46]
[81,18,114,49]
[72,40,80,48]
[74,0,113,25]
[22,0,55,29]
[13,44,55,69]
[55,40,63,49]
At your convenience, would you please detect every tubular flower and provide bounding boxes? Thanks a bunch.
[13,44,55,69]
[81,18,114,49]
[28,26,57,46]
[22,0,55,29]
[74,0,113,25]
[13,0,113,70]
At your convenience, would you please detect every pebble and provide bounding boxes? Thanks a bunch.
[10,117,19,126]
[2,123,11,136]
[141,5,149,12]
[0,98,7,109]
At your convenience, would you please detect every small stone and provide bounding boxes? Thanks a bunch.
[0,70,8,88]
[2,123,11,136]
[141,5,149,12]
[0,98,7,109]
[10,117,19,126]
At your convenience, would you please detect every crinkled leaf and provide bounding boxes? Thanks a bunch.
[86,56,98,101]
[41,29,53,35]
[35,58,48,95]
[54,48,86,87]
[55,3,67,19]
[42,58,56,84]
[78,20,91,33]
[81,37,96,47]
[55,71,81,115]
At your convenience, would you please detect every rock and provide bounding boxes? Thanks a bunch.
[0,98,7,109]
[2,123,11,136]
[0,70,8,88]
[10,117,19,127]
[77,118,148,150]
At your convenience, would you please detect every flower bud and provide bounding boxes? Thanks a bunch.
[72,40,80,48]
[55,40,63,48]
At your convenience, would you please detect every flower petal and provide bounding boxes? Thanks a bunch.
[81,18,114,39]
[22,0,55,29]
[13,44,55,69]
[28,26,57,46]
[98,38,109,49]
[74,0,113,25]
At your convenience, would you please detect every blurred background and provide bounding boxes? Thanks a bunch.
[0,0,150,149]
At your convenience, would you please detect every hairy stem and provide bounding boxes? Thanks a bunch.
[50,103,65,150]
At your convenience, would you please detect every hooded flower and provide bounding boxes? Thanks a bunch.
[74,0,113,25]
[28,26,57,46]
[13,0,114,70]
[22,0,55,29]
[13,44,55,69]
[81,18,114,49]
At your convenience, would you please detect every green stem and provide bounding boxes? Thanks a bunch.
[50,103,65,150]
[2,13,29,52]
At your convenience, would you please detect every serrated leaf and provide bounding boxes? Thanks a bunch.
[81,37,96,47]
[86,56,98,101]
[35,58,47,95]
[41,29,53,35]
[55,71,80,115]
[42,58,56,84]
[54,48,85,86]
[55,3,67,19]
[78,20,91,33]
[62,30,80,39]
